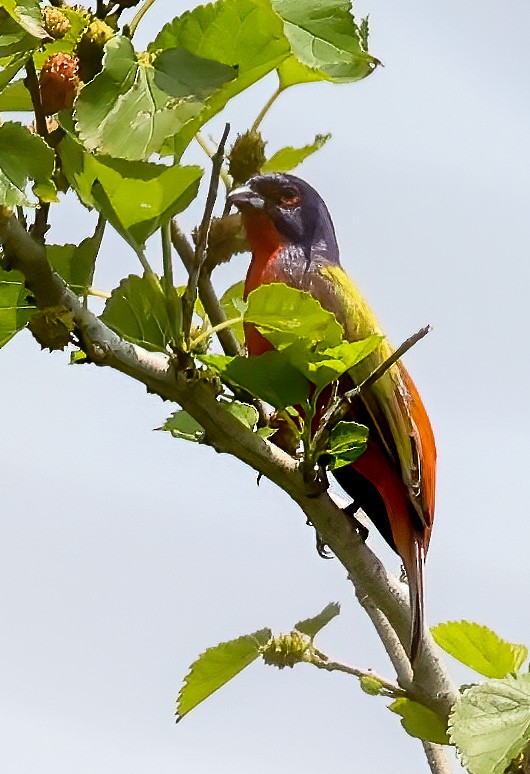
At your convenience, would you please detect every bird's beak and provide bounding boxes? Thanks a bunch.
[227,185,265,211]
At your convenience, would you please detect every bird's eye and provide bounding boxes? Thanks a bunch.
[279,190,301,208]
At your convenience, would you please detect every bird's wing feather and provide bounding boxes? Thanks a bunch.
[307,265,435,529]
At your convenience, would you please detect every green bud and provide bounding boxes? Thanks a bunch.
[359,675,384,696]
[42,6,71,39]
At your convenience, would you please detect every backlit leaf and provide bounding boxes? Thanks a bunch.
[0,265,35,348]
[219,280,246,344]
[389,698,449,745]
[294,602,340,639]
[176,628,272,720]
[245,282,343,349]
[263,133,331,173]
[161,410,205,442]
[219,398,259,430]
[47,220,104,294]
[432,621,528,679]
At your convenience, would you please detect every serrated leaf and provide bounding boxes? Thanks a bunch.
[449,675,530,774]
[389,698,449,746]
[200,350,310,410]
[74,36,235,161]
[176,628,272,721]
[219,280,246,343]
[431,621,528,679]
[273,0,378,87]
[285,334,382,391]
[47,220,104,294]
[263,133,331,173]
[57,133,202,248]
[161,410,205,442]
[294,602,340,639]
[326,420,368,469]
[245,282,343,350]
[0,265,35,348]
[0,78,33,110]
[3,0,46,39]
[0,121,55,207]
[219,398,259,430]
[150,0,290,157]
[101,273,182,352]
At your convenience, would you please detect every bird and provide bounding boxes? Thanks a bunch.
[227,173,436,664]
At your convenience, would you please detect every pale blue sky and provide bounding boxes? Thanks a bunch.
[1,1,530,771]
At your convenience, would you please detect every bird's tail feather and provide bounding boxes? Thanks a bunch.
[408,536,425,666]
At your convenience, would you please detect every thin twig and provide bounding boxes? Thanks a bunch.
[312,326,431,455]
[311,652,406,698]
[170,221,241,356]
[161,221,181,346]
[251,82,283,132]
[25,57,50,243]
[195,133,232,189]
[181,123,231,348]
[128,0,158,37]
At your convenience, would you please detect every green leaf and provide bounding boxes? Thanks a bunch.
[0,12,36,58]
[58,133,202,249]
[0,77,33,110]
[431,621,528,679]
[245,282,343,349]
[0,265,35,348]
[47,221,104,294]
[101,273,182,352]
[326,420,368,469]
[294,602,340,639]
[0,52,26,93]
[73,36,235,161]
[160,410,205,442]
[262,133,331,173]
[285,335,381,391]
[200,351,310,410]
[219,398,259,430]
[0,122,55,207]
[389,698,449,746]
[273,0,378,88]
[2,0,46,39]
[176,628,272,721]
[219,280,246,344]
[149,0,290,157]
[449,675,530,774]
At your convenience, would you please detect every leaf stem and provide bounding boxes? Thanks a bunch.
[161,220,174,293]
[24,56,50,243]
[128,0,158,38]
[87,287,111,299]
[195,133,232,189]
[251,82,283,133]
[191,315,243,349]
[311,651,406,698]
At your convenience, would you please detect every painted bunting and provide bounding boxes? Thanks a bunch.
[228,173,436,663]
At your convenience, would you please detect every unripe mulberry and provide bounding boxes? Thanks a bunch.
[228,130,266,184]
[42,6,71,39]
[39,53,80,115]
[76,19,114,83]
